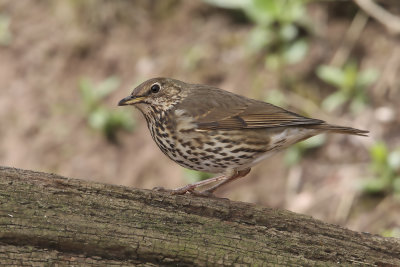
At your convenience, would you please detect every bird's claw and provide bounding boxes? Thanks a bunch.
[152,186,168,192]
[153,186,219,198]
[153,186,189,195]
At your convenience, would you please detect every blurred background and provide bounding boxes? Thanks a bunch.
[0,0,399,237]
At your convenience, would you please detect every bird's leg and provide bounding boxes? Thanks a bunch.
[168,174,227,195]
[200,168,251,195]
[156,168,250,196]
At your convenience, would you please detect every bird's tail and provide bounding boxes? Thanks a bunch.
[309,123,369,137]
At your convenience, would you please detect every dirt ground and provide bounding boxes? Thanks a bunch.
[0,0,399,236]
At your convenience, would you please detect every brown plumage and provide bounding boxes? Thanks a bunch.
[118,77,368,196]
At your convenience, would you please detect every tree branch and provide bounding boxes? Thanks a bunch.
[354,0,400,35]
[0,166,399,266]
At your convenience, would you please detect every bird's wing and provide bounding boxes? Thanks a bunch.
[176,85,323,130]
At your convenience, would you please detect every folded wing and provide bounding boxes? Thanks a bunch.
[176,85,323,130]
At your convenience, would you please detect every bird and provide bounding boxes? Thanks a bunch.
[118,77,368,196]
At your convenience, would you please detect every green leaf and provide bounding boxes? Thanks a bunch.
[301,135,326,149]
[349,95,367,113]
[370,142,388,166]
[362,175,392,194]
[88,108,108,130]
[342,62,358,93]
[79,78,96,110]
[247,26,273,53]
[253,0,277,14]
[245,2,273,26]
[316,65,344,88]
[393,177,400,193]
[80,76,135,141]
[280,24,298,41]
[278,0,307,23]
[97,76,120,98]
[283,39,308,64]
[321,91,347,112]
[356,68,379,89]
[202,0,251,9]
[388,150,400,170]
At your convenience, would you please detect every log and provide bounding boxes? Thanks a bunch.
[0,166,399,266]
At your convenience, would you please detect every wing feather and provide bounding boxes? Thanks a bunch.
[174,84,323,130]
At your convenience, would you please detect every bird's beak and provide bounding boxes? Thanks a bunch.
[118,95,146,106]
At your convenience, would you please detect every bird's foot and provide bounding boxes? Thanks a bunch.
[188,189,217,198]
[171,184,198,195]
[152,186,191,195]
[153,185,219,198]
[152,186,167,192]
[153,185,199,195]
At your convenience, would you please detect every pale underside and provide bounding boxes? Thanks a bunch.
[146,109,320,174]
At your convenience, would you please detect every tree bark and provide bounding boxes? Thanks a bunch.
[0,166,399,266]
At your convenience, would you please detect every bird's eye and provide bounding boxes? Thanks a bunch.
[150,83,160,94]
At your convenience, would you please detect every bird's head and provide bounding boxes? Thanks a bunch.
[118,77,185,113]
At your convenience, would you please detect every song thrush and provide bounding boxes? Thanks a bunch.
[118,77,368,196]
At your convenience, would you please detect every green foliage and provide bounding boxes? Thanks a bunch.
[79,76,135,141]
[317,62,379,113]
[184,169,213,183]
[285,135,325,166]
[0,14,12,46]
[362,141,400,195]
[265,88,287,107]
[247,0,310,70]
[204,0,311,70]
[381,228,400,238]
[202,0,252,9]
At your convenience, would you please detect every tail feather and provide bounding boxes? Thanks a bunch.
[308,123,369,137]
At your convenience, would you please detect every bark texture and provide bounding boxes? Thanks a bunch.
[0,166,399,266]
